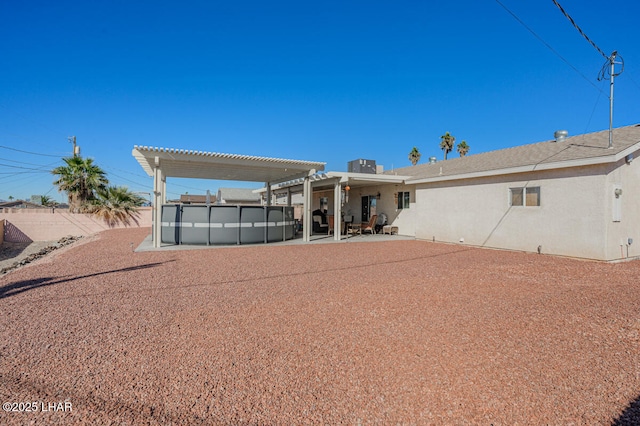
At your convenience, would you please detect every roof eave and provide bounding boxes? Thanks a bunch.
[325,171,409,184]
[407,151,632,185]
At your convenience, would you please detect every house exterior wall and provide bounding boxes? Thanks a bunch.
[413,165,614,260]
[313,189,333,213]
[379,184,415,236]
[335,184,415,235]
[604,149,640,260]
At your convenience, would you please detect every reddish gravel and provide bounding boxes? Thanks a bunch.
[1,227,639,425]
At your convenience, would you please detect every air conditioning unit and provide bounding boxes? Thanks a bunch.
[348,159,377,174]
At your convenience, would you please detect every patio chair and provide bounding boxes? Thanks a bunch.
[360,214,378,234]
[312,215,328,234]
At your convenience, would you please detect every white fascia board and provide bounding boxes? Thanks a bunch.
[263,171,409,192]
[616,144,640,161]
[326,171,409,184]
[407,154,621,185]
[269,170,317,186]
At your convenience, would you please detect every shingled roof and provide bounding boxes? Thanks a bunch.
[218,187,261,202]
[390,124,640,183]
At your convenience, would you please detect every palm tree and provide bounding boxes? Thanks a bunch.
[457,140,470,157]
[408,146,421,166]
[8,195,14,201]
[52,156,108,212]
[440,132,456,160]
[40,195,55,207]
[86,186,146,227]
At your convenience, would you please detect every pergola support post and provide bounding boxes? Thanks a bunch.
[153,157,164,248]
[265,182,271,206]
[303,170,314,242]
[333,179,341,241]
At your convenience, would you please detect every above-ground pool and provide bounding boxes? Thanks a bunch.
[161,204,296,245]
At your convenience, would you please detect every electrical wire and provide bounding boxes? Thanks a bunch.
[103,165,152,180]
[0,104,68,142]
[0,157,59,168]
[583,79,607,134]
[0,171,48,176]
[0,174,50,192]
[494,0,605,95]
[626,72,640,92]
[169,180,218,192]
[597,53,624,81]
[0,162,52,171]
[104,169,152,189]
[551,0,609,60]
[0,145,63,158]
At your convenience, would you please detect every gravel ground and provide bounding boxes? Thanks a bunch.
[0,241,55,271]
[0,227,639,425]
[0,237,85,275]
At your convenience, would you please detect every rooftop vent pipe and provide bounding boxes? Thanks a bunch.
[553,130,568,143]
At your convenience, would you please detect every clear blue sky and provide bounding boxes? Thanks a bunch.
[1,0,639,202]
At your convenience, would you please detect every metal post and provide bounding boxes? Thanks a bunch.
[608,51,617,149]
[153,158,163,248]
[333,179,341,241]
[303,171,314,242]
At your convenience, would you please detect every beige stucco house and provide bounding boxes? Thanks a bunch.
[287,124,640,261]
[131,124,639,261]
[379,124,640,261]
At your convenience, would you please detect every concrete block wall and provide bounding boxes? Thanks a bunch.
[0,207,152,242]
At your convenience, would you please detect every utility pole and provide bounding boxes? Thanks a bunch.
[608,51,619,149]
[551,1,623,149]
[68,136,78,157]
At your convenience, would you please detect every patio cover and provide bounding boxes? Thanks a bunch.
[132,146,325,247]
[262,171,409,241]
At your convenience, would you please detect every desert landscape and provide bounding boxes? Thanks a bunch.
[1,228,639,424]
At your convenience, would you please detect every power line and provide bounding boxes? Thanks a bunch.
[0,173,50,189]
[104,165,152,180]
[583,79,607,134]
[0,171,47,176]
[597,52,624,81]
[0,157,59,168]
[626,72,640,92]
[0,162,52,171]
[549,0,622,148]
[0,104,68,142]
[0,145,63,158]
[494,0,605,95]
[105,169,152,188]
[169,180,220,192]
[551,0,608,60]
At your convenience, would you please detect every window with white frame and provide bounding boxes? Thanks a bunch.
[509,186,540,207]
[397,191,410,209]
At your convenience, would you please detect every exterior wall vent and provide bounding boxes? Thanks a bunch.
[553,130,568,143]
